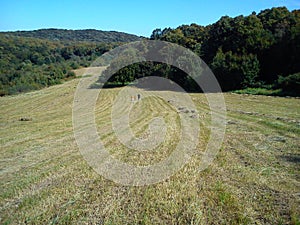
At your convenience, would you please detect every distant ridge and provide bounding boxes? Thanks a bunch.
[1,28,142,43]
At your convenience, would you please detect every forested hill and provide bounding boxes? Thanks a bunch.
[1,29,142,43]
[0,34,119,96]
[103,7,300,96]
[1,7,299,96]
[0,29,142,95]
[145,7,300,95]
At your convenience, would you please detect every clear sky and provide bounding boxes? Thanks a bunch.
[0,0,299,37]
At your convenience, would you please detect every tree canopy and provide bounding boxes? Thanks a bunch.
[147,7,300,95]
[2,29,142,43]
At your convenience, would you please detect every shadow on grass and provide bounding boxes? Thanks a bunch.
[280,154,300,164]
[89,79,204,93]
[90,82,300,97]
[233,88,300,97]
[89,82,135,89]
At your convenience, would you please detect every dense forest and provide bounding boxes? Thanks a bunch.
[0,32,130,95]
[107,7,300,95]
[0,7,299,96]
[2,29,142,43]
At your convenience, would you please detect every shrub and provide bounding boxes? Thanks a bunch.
[277,73,300,95]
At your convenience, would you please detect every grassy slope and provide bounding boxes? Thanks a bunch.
[0,77,299,224]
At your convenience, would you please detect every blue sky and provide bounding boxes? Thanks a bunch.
[0,0,299,37]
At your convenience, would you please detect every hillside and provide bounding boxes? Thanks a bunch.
[1,7,299,97]
[0,34,118,95]
[1,28,142,43]
[0,28,141,96]
[0,75,299,224]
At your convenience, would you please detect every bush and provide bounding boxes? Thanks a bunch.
[277,73,300,95]
[233,88,282,96]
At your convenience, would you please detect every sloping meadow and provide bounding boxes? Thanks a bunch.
[0,77,299,224]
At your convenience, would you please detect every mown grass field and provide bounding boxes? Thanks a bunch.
[0,75,299,224]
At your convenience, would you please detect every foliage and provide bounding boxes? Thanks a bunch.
[233,72,300,96]
[2,28,141,43]
[1,7,299,96]
[101,43,199,92]
[276,73,300,95]
[211,49,260,90]
[0,34,115,95]
[232,88,282,96]
[148,7,300,95]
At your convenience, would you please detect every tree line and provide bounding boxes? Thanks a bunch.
[107,7,299,95]
[1,7,299,96]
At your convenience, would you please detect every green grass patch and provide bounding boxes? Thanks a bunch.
[233,87,282,96]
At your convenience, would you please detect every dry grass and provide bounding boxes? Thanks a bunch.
[0,77,299,224]
[73,66,107,77]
